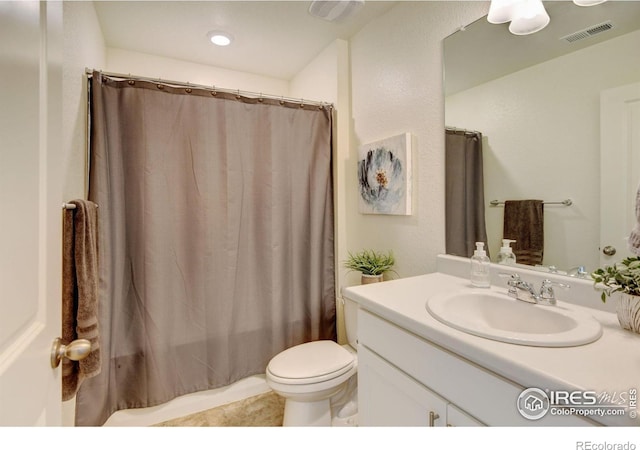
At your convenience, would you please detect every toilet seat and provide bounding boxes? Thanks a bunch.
[267,340,355,385]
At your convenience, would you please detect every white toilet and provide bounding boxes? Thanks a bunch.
[266,297,358,426]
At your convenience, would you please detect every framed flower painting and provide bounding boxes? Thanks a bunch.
[357,133,412,215]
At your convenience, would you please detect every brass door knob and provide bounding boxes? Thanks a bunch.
[602,246,617,256]
[50,338,91,368]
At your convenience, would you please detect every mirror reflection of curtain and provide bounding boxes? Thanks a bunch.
[445,128,489,258]
[77,72,335,426]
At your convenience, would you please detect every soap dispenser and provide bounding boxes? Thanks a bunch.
[470,242,490,288]
[497,239,517,265]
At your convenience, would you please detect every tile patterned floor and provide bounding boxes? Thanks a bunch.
[153,391,285,427]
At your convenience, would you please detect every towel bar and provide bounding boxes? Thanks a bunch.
[62,202,99,210]
[490,199,572,207]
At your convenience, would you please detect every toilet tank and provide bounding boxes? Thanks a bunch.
[343,297,358,349]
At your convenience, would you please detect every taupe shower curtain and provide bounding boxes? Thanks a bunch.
[76,72,335,426]
[445,129,489,258]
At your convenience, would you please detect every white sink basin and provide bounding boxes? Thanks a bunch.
[425,289,602,347]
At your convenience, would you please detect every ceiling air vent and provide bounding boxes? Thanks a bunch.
[560,20,614,43]
[308,0,365,23]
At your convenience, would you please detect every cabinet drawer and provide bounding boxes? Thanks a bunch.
[358,309,596,427]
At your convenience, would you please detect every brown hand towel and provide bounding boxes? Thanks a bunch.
[503,200,544,266]
[62,199,101,401]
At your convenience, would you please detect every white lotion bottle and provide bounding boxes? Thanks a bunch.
[470,242,491,288]
[497,239,517,265]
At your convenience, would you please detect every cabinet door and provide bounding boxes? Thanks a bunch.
[446,404,485,427]
[358,346,446,426]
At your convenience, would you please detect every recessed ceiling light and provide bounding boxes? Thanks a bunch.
[207,31,232,47]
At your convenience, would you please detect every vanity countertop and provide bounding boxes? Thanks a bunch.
[342,271,640,426]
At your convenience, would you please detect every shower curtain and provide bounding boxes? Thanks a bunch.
[445,129,489,258]
[76,72,335,426]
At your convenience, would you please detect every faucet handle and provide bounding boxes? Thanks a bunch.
[541,279,571,289]
[499,272,521,296]
[540,279,571,302]
[499,272,520,283]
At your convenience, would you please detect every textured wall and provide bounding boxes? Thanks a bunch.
[346,1,488,285]
[290,40,342,105]
[62,1,106,200]
[105,48,288,96]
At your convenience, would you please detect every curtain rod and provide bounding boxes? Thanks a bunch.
[490,199,573,206]
[85,68,333,109]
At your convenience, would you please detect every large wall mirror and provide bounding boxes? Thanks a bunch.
[444,1,640,276]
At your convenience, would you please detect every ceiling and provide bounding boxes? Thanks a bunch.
[93,0,397,80]
[444,1,640,96]
[92,1,640,90]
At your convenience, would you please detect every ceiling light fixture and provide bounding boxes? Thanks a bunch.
[487,0,519,24]
[508,0,550,35]
[207,31,233,47]
[488,0,608,35]
[487,0,549,35]
[573,0,607,6]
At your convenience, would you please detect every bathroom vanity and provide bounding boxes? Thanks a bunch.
[342,255,640,427]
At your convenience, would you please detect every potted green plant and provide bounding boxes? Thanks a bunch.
[344,249,396,284]
[591,256,640,334]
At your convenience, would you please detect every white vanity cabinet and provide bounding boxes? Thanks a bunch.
[357,308,596,427]
[359,345,449,426]
[359,345,483,426]
[447,404,485,427]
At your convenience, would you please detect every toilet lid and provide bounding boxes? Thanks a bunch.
[267,340,355,381]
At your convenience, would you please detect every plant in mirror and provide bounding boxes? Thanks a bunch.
[444,0,640,277]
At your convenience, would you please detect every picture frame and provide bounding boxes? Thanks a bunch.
[357,133,412,215]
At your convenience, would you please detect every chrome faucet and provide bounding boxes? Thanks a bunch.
[504,273,569,306]
[567,266,588,278]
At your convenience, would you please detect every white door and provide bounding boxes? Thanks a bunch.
[600,82,640,267]
[0,1,63,425]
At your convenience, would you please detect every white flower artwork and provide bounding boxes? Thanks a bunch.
[358,133,412,215]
